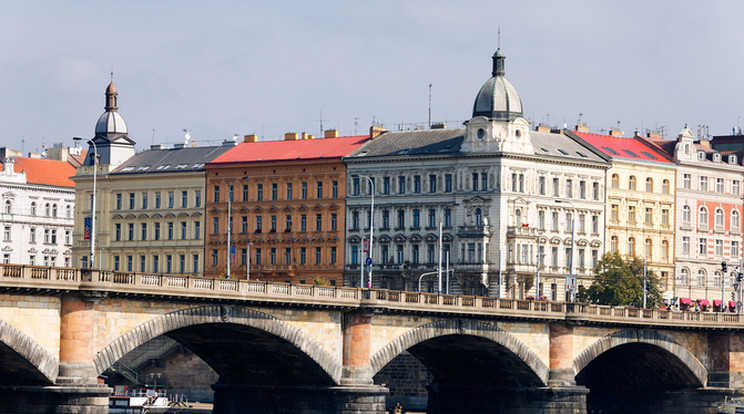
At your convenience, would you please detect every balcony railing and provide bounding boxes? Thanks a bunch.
[0,263,742,329]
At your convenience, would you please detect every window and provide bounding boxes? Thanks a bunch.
[299,247,306,265]
[168,191,174,208]
[566,179,573,198]
[429,175,437,193]
[699,238,707,255]
[315,214,322,231]
[538,210,545,230]
[427,244,435,263]
[213,217,219,234]
[315,247,322,264]
[444,208,451,227]
[255,216,262,232]
[611,174,619,189]
[552,177,560,196]
[141,192,148,209]
[30,202,36,216]
[300,214,306,232]
[129,193,135,209]
[682,205,691,224]
[578,213,586,233]
[611,204,619,222]
[166,255,172,273]
[3,226,10,242]
[301,182,308,199]
[610,236,618,252]
[195,190,201,207]
[286,214,292,232]
[256,184,263,201]
[662,209,669,226]
[699,207,708,228]
[716,239,723,256]
[645,178,653,192]
[30,227,36,243]
[428,209,436,228]
[154,222,161,240]
[270,215,277,232]
[414,175,421,193]
[699,176,708,191]
[645,207,653,225]
[733,210,741,232]
[398,176,405,194]
[213,186,220,202]
[286,183,293,200]
[716,178,724,193]
[538,176,546,195]
[332,180,338,198]
[114,256,120,271]
[697,270,705,287]
[272,183,278,201]
[628,176,636,191]
[194,221,200,239]
[476,208,483,226]
[115,223,121,241]
[444,174,452,192]
[241,216,248,233]
[330,246,337,264]
[551,246,558,266]
[352,211,359,230]
[153,255,160,273]
[661,240,670,260]
[511,173,524,192]
[397,209,405,229]
[628,205,636,223]
[662,179,670,194]
[256,248,262,265]
[565,212,572,232]
[683,174,691,189]
[715,208,725,228]
[412,209,420,228]
[733,241,740,258]
[678,268,688,285]
[179,255,185,273]
[592,215,599,233]
[481,172,488,191]
[316,181,323,199]
[579,180,586,199]
[734,180,741,196]
[115,194,122,210]
[181,191,188,207]
[65,230,71,245]
[396,245,404,263]
[181,221,187,239]
[352,177,360,196]
[644,239,652,258]
[682,236,690,255]
[351,245,358,265]
[284,247,291,265]
[270,248,276,265]
[141,223,147,240]
[552,211,559,231]
[168,222,174,240]
[627,237,636,255]
[128,223,134,241]
[714,271,722,288]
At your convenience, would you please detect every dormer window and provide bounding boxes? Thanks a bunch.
[713,153,721,163]
[697,151,705,161]
[730,155,738,164]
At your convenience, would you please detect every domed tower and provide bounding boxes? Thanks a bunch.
[462,49,532,154]
[83,81,136,167]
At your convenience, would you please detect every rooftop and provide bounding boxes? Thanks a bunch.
[3,157,78,187]
[210,135,370,164]
[573,131,671,164]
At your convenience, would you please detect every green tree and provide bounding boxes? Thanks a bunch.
[577,251,662,308]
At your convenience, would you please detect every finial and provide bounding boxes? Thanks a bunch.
[110,68,114,83]
[498,27,501,49]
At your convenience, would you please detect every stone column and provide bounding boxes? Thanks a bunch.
[549,323,575,385]
[709,332,744,388]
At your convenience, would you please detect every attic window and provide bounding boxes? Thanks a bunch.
[602,146,619,155]
[557,149,569,155]
[157,165,170,170]
[730,155,738,164]
[193,163,204,168]
[121,167,134,172]
[713,154,721,162]
[176,164,188,169]
[623,149,639,157]
[697,152,706,161]
[137,166,150,171]
[641,151,657,160]
[541,147,549,152]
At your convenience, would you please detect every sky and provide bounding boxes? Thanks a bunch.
[1,1,743,155]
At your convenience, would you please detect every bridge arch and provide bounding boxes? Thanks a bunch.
[94,305,342,384]
[0,319,58,385]
[574,328,707,386]
[370,319,549,385]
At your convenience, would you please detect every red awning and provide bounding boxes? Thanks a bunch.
[679,298,692,305]
[697,299,710,306]
[713,300,722,306]
[730,300,737,308]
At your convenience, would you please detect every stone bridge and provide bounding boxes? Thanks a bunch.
[0,264,741,413]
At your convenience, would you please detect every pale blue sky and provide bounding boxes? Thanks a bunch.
[1,1,743,153]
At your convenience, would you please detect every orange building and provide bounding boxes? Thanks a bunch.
[204,131,368,286]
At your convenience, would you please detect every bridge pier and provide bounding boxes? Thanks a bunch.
[425,383,588,414]
[709,332,744,388]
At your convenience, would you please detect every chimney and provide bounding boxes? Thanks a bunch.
[301,132,308,140]
[308,134,315,140]
[575,123,589,132]
[285,132,299,141]
[324,129,339,138]
[431,123,447,129]
[646,131,662,140]
[536,124,550,133]
[244,134,258,143]
[370,125,386,139]
[609,128,623,137]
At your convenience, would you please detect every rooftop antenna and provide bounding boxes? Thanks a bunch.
[428,83,432,128]
[354,117,359,135]
[578,113,583,125]
[498,27,501,49]
[151,129,156,145]
[314,110,324,137]
[21,137,25,155]
[183,129,191,145]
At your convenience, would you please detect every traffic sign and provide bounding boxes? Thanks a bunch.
[365,257,373,266]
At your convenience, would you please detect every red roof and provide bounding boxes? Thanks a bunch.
[573,131,671,163]
[9,158,77,187]
[209,136,370,164]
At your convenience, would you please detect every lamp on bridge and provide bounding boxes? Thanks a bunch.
[73,137,99,269]
[554,200,576,302]
[227,176,249,279]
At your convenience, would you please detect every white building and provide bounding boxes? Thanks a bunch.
[0,148,80,267]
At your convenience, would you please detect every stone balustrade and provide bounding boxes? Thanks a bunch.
[0,263,741,329]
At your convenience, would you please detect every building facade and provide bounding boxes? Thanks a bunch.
[204,132,368,286]
[571,130,677,295]
[0,153,78,267]
[344,50,609,301]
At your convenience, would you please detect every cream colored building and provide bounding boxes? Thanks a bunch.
[572,130,677,295]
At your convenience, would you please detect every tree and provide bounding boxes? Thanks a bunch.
[577,251,662,308]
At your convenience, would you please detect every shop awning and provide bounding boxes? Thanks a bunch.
[730,300,737,308]
[697,299,710,306]
[713,300,722,306]
[679,298,692,305]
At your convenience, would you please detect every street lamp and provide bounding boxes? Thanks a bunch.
[73,137,98,269]
[536,231,544,300]
[554,200,576,301]
[352,174,374,288]
[227,176,249,279]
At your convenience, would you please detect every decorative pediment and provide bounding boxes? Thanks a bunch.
[164,213,176,218]
[298,204,309,211]
[442,233,453,242]
[409,233,422,242]
[311,235,325,242]
[297,236,310,243]
[63,249,72,256]
[312,204,324,211]
[348,236,361,244]
[177,212,189,218]
[424,233,439,242]
[377,235,391,243]
[208,207,221,214]
[0,246,11,252]
[282,205,293,212]
[267,237,279,244]
[125,214,137,219]
[27,248,38,254]
[463,195,492,204]
[590,240,602,248]
[239,206,251,213]
[562,238,573,246]
[280,236,295,243]
[253,206,264,212]
[151,213,163,218]
[576,239,589,247]
[137,213,149,219]
[508,196,529,206]
[112,214,124,219]
[327,236,339,242]
[328,203,339,211]
[189,212,202,217]
[253,237,265,244]
[268,205,279,212]
[550,237,563,245]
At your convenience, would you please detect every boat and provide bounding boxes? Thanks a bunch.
[717,396,744,414]
[109,385,171,413]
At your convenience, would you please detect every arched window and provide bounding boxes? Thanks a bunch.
[678,268,688,285]
[66,205,72,218]
[45,203,50,217]
[645,177,653,192]
[644,239,652,259]
[4,200,10,214]
[52,204,58,218]
[699,206,708,228]
[628,176,637,191]
[714,271,722,288]
[627,237,636,255]
[697,269,705,287]
[610,236,618,252]
[682,205,691,224]
[475,208,482,226]
[733,210,741,232]
[514,208,521,227]
[611,174,619,189]
[715,208,725,228]
[30,202,36,216]
[662,179,670,194]
[661,240,670,261]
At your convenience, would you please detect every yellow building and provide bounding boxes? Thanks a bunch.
[571,130,676,294]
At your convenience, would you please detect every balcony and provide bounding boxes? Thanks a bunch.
[506,226,540,238]
[457,224,491,239]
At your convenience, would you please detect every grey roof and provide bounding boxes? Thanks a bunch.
[111,145,234,175]
[530,130,606,163]
[347,128,606,164]
[348,128,465,158]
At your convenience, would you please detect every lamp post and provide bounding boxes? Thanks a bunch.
[555,200,576,301]
[352,175,374,288]
[73,137,98,269]
[227,176,249,279]
[536,231,544,300]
